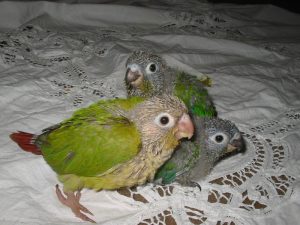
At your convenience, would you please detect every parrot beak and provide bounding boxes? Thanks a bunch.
[226,134,244,153]
[175,113,194,140]
[226,144,237,153]
[125,64,144,88]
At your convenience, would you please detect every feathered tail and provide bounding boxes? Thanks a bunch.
[10,131,42,155]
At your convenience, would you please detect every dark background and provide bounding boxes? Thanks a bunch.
[0,0,299,13]
[208,0,300,13]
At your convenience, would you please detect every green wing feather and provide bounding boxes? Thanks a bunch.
[155,140,202,184]
[154,161,177,184]
[174,71,216,117]
[157,72,216,184]
[39,97,144,177]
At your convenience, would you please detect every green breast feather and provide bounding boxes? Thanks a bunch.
[39,97,143,177]
[174,72,216,117]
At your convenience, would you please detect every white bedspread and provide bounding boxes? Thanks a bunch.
[0,1,300,224]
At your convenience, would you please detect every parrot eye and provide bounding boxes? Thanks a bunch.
[210,133,228,144]
[160,116,169,125]
[154,113,175,128]
[146,63,158,74]
[215,135,224,143]
[149,64,156,72]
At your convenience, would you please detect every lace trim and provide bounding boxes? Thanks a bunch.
[113,109,299,225]
[1,10,299,224]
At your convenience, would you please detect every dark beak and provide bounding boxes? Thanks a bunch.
[125,68,143,87]
[226,136,245,153]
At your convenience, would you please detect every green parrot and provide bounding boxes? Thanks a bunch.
[124,50,243,187]
[10,95,194,223]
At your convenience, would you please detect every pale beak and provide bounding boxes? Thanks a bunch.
[226,136,244,153]
[125,65,144,88]
[226,144,237,153]
[175,113,194,140]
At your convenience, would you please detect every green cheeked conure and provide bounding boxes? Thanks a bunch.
[155,117,243,186]
[10,95,194,223]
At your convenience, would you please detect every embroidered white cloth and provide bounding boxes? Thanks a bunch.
[0,1,299,224]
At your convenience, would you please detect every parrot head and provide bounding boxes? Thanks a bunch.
[131,95,194,151]
[203,117,244,160]
[125,50,166,97]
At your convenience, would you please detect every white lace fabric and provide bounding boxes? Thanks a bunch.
[0,1,299,225]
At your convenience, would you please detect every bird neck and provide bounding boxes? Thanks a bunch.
[131,140,178,182]
[145,138,178,164]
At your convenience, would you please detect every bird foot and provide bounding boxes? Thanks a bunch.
[55,184,96,223]
[177,179,202,191]
[189,181,202,191]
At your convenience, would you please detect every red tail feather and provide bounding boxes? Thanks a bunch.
[10,131,42,155]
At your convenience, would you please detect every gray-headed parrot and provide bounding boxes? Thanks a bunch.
[155,117,243,186]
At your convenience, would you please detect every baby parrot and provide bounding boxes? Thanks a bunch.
[125,50,216,117]
[155,117,243,186]
[124,50,243,187]
[10,95,194,223]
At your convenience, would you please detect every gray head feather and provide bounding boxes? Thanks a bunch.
[171,117,244,184]
[125,50,171,97]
